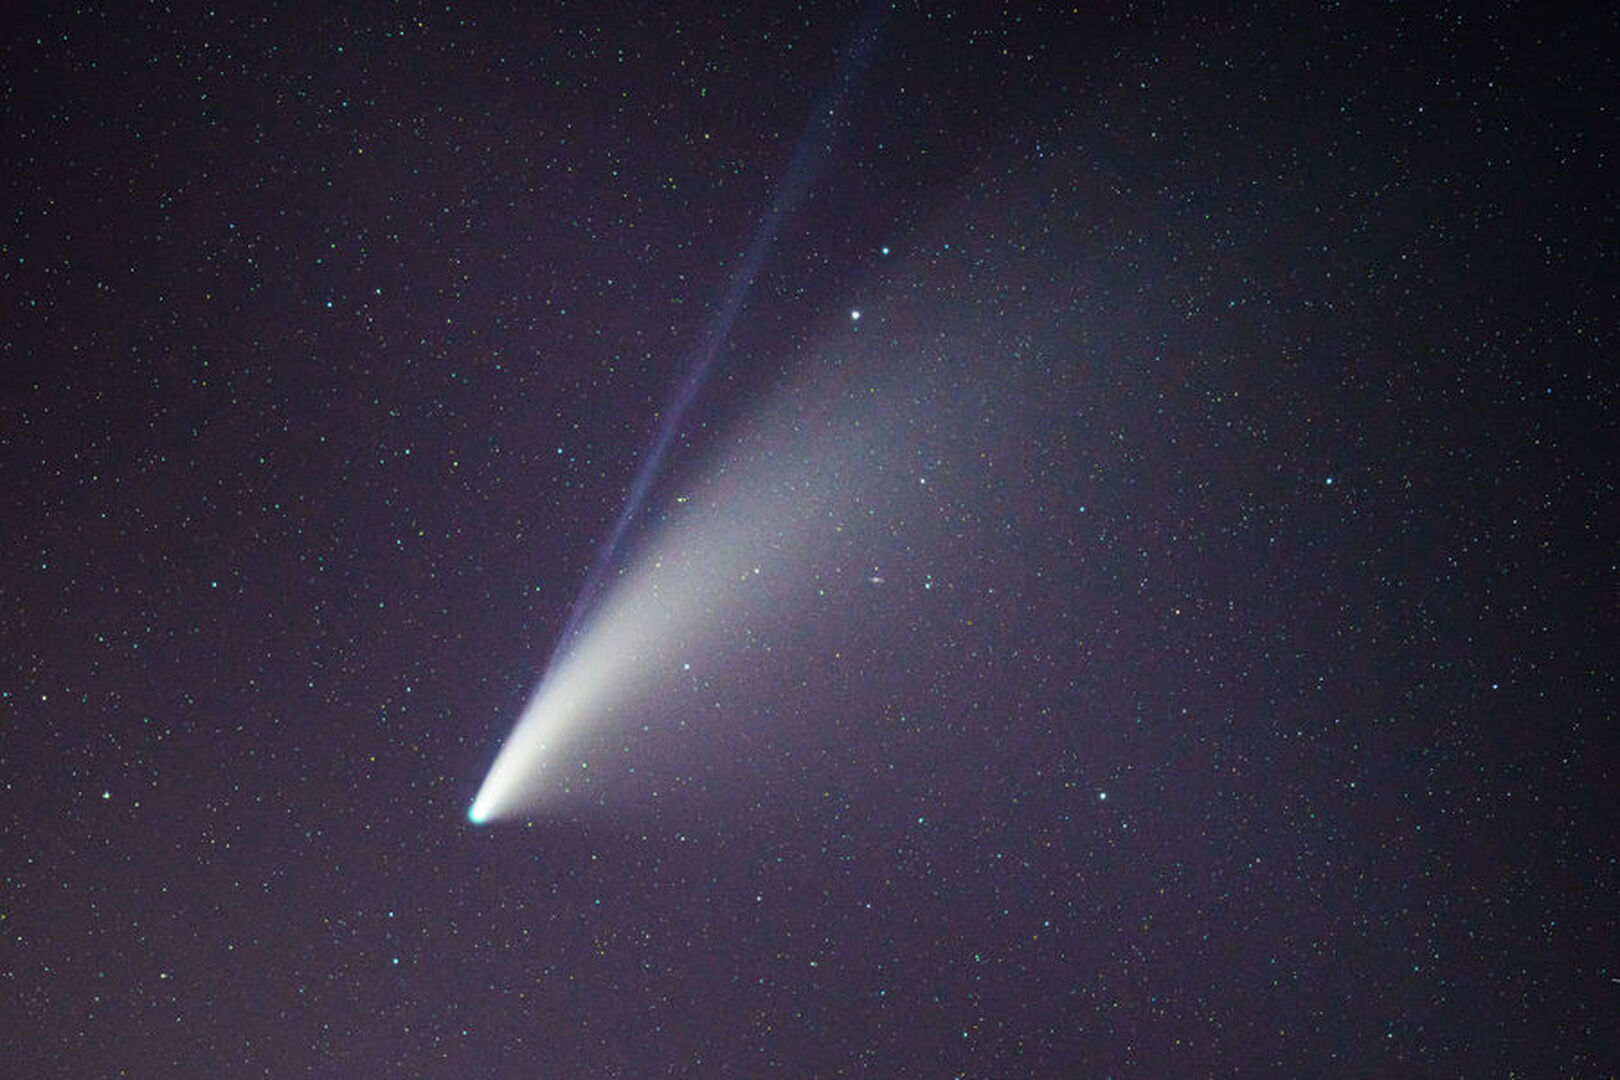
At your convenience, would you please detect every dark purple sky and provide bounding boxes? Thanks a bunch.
[4,2,1615,1075]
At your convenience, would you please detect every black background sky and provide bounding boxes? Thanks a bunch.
[4,2,1616,1076]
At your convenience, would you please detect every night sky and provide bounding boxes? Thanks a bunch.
[4,2,1616,1076]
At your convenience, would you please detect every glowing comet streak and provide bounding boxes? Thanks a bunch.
[469,6,888,824]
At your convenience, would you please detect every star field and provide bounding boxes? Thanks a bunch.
[3,2,1615,1075]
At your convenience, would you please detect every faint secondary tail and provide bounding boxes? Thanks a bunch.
[548,3,890,660]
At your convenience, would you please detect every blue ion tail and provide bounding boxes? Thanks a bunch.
[550,0,888,657]
[467,1,888,825]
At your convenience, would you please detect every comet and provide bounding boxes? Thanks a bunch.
[469,5,888,824]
